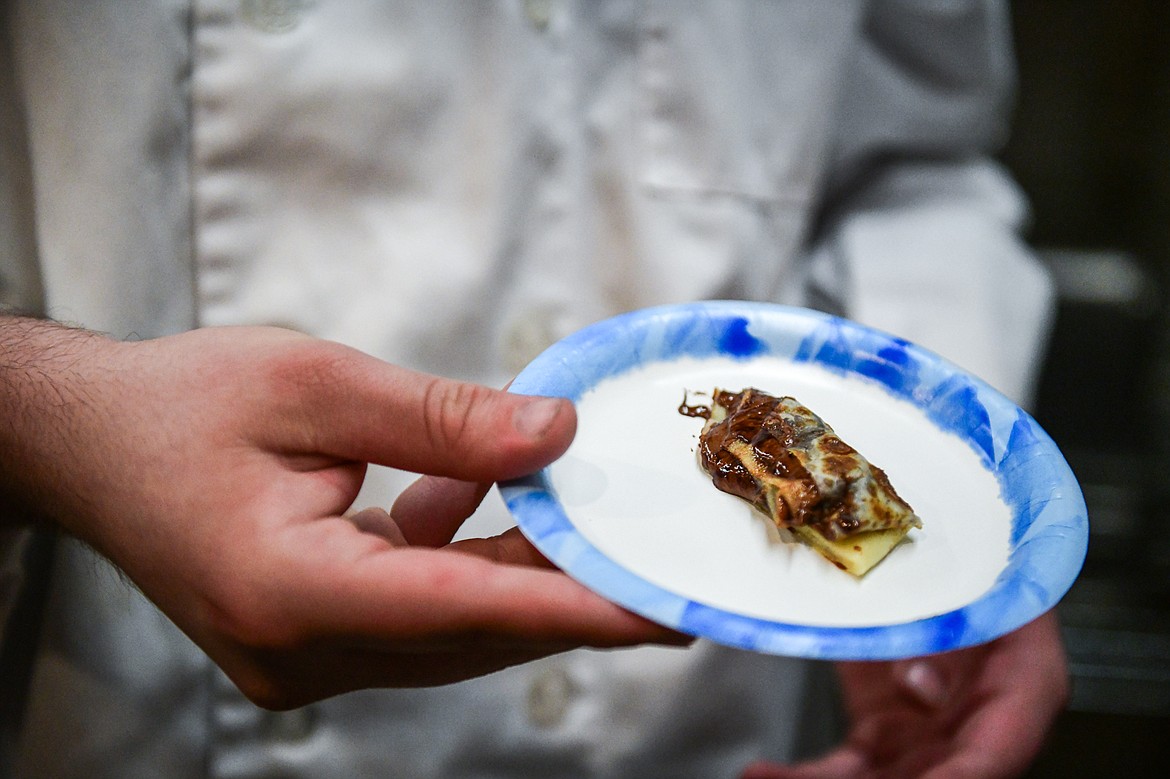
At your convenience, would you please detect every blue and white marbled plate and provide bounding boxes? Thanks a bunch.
[500,302,1087,660]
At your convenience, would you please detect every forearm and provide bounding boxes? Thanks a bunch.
[0,314,116,530]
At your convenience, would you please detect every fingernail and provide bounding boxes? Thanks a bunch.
[513,397,564,439]
[901,660,948,708]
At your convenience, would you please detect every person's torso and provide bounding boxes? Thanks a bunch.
[7,2,861,776]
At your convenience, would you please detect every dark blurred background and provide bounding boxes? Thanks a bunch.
[1002,2,1170,776]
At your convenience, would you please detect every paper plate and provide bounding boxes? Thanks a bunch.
[500,302,1088,660]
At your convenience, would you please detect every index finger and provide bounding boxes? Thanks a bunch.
[390,475,494,547]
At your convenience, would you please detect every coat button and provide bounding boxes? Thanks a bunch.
[523,0,553,31]
[239,0,310,34]
[526,665,577,728]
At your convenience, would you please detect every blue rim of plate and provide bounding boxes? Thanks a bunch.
[500,301,1088,660]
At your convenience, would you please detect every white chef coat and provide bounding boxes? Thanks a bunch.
[0,1,1053,777]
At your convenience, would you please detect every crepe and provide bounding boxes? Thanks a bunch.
[682,388,922,576]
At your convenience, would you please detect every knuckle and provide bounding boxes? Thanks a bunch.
[205,586,304,661]
[209,594,292,655]
[205,598,315,711]
[262,339,349,398]
[251,339,355,448]
[421,378,494,454]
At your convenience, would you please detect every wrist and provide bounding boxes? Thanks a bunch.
[0,315,118,531]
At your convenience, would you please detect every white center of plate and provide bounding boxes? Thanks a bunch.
[547,356,1012,628]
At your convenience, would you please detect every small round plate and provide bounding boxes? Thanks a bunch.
[500,302,1087,660]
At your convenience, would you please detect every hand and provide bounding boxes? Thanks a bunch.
[742,611,1068,779]
[0,320,683,709]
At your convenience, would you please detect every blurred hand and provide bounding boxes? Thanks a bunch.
[0,320,682,709]
[742,612,1068,779]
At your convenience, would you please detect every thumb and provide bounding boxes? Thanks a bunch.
[290,344,576,481]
